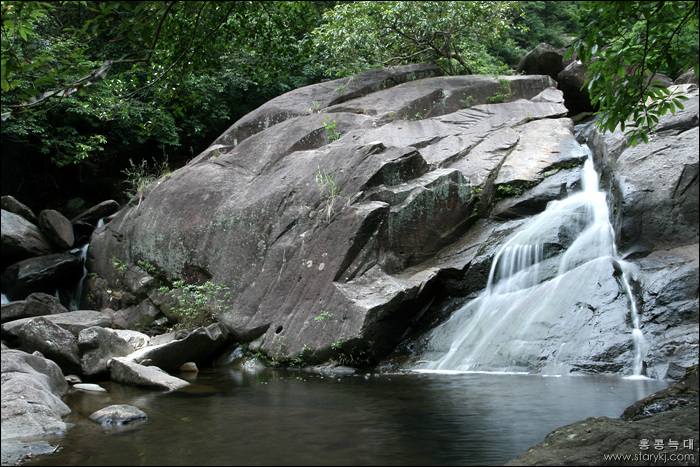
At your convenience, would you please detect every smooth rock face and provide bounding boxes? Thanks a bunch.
[1,349,71,440]
[109,357,190,391]
[583,86,700,380]
[1,195,38,225]
[87,68,571,363]
[78,326,132,378]
[1,209,52,262]
[17,317,82,375]
[85,66,698,376]
[38,209,75,251]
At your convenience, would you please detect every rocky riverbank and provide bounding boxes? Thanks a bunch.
[506,365,699,466]
[2,56,698,465]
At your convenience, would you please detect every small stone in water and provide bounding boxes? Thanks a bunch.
[180,362,199,373]
[88,404,148,426]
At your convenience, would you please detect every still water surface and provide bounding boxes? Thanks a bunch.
[27,367,668,466]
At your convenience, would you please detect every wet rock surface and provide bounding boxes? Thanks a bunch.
[88,404,148,426]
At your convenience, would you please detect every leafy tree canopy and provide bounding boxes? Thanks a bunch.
[489,1,581,66]
[569,1,699,145]
[1,1,334,168]
[312,1,524,76]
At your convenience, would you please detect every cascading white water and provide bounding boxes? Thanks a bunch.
[65,218,105,311]
[412,151,647,376]
[67,242,90,311]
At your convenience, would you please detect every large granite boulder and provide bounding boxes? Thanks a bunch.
[1,349,71,440]
[71,199,120,224]
[16,316,82,375]
[516,42,564,81]
[1,195,38,225]
[582,85,699,379]
[109,357,190,391]
[122,322,229,372]
[85,65,697,376]
[1,209,52,264]
[1,292,68,324]
[556,60,594,115]
[78,326,132,378]
[1,252,84,301]
[37,209,74,251]
[2,309,112,344]
[87,67,575,364]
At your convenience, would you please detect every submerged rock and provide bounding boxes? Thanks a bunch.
[88,404,148,426]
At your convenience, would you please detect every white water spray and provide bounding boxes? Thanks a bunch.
[412,151,647,376]
[68,242,90,311]
[65,218,104,310]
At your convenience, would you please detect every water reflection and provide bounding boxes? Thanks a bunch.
[26,368,668,466]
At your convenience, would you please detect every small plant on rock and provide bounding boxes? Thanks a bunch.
[122,156,171,205]
[486,78,513,104]
[323,116,342,143]
[112,256,128,273]
[315,166,341,221]
[160,280,230,331]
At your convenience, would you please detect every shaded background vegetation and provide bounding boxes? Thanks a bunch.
[1,1,696,215]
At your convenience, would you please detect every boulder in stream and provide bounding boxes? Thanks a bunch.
[109,357,190,391]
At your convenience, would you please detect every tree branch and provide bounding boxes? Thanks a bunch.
[145,1,178,63]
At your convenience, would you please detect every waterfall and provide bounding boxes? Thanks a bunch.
[411,151,648,376]
[67,242,90,311]
[66,218,103,311]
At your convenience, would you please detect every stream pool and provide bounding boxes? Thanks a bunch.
[25,367,668,466]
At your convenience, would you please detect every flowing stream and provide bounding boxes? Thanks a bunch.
[409,152,648,375]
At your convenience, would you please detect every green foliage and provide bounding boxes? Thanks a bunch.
[495,181,538,200]
[312,310,372,366]
[315,166,341,221]
[159,280,230,331]
[312,1,522,76]
[314,311,336,322]
[569,1,698,145]
[112,256,128,273]
[2,1,337,174]
[322,116,341,142]
[121,157,171,200]
[486,78,513,103]
[490,1,582,66]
